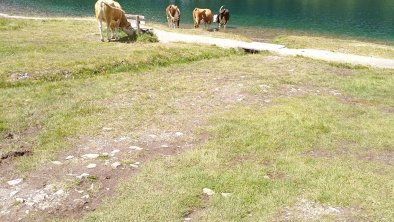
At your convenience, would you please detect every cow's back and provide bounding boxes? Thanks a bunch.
[95,0,121,22]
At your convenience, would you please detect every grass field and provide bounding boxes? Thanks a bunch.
[0,18,393,221]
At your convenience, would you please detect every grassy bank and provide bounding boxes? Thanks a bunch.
[0,18,393,221]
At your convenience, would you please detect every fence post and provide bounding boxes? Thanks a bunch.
[136,15,140,34]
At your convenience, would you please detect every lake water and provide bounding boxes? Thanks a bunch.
[1,0,393,41]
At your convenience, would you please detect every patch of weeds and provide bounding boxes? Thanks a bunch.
[87,175,98,182]
[136,31,158,43]
[0,18,27,31]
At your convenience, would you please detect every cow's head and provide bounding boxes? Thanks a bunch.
[122,23,135,36]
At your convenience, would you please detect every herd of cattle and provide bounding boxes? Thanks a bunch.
[94,0,230,42]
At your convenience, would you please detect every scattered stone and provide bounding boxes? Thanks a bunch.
[81,154,99,160]
[55,189,65,196]
[86,163,97,169]
[65,155,74,160]
[102,127,113,131]
[51,161,63,165]
[263,175,270,180]
[130,164,139,168]
[175,132,184,137]
[111,161,121,169]
[221,193,232,197]
[76,173,90,179]
[81,194,90,199]
[88,183,94,191]
[129,146,143,151]
[184,218,192,221]
[109,149,120,157]
[106,188,110,191]
[264,100,271,103]
[15,197,25,203]
[7,178,23,186]
[203,188,215,196]
[149,134,157,139]
[101,152,109,157]
[134,162,141,165]
[10,190,19,197]
[25,210,29,214]
[161,144,169,148]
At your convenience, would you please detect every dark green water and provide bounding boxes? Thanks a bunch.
[1,0,393,41]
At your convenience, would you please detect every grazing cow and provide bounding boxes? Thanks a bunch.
[193,8,213,29]
[166,4,181,28]
[217,5,230,29]
[94,0,134,41]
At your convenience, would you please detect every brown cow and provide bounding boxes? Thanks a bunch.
[166,4,181,28]
[94,0,134,42]
[193,8,213,29]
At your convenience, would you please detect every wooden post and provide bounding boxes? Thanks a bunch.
[136,15,140,34]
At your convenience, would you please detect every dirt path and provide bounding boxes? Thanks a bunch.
[153,29,394,69]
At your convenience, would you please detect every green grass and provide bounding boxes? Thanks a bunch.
[1,18,393,221]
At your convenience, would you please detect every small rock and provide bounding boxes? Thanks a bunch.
[111,161,121,169]
[148,134,157,139]
[184,218,192,221]
[10,190,19,197]
[25,210,30,214]
[106,188,110,191]
[81,154,99,159]
[55,189,65,196]
[129,146,143,151]
[86,163,97,169]
[110,149,120,156]
[203,188,215,196]
[328,207,341,213]
[51,161,63,165]
[175,132,184,137]
[130,164,139,168]
[15,197,25,203]
[221,193,232,197]
[102,127,113,131]
[101,152,109,157]
[161,144,169,148]
[75,189,84,194]
[134,162,140,165]
[263,175,270,180]
[65,155,74,160]
[81,194,90,199]
[76,173,90,179]
[7,178,23,186]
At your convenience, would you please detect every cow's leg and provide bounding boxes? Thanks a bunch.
[97,20,104,42]
[106,22,111,42]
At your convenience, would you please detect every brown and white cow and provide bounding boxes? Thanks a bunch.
[192,8,213,29]
[94,0,134,41]
[166,4,181,28]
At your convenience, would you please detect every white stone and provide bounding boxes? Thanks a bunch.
[161,144,169,148]
[111,161,121,169]
[15,197,25,203]
[130,164,139,168]
[51,161,63,165]
[76,173,90,179]
[148,134,157,139]
[7,178,23,186]
[109,149,120,157]
[175,132,184,137]
[86,163,97,169]
[221,193,232,197]
[81,194,89,199]
[134,162,141,165]
[203,188,215,196]
[55,189,65,196]
[129,146,143,151]
[102,127,113,131]
[101,152,109,157]
[65,155,74,160]
[263,175,270,180]
[10,190,19,197]
[81,154,99,159]
[25,210,29,214]
[184,218,192,221]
